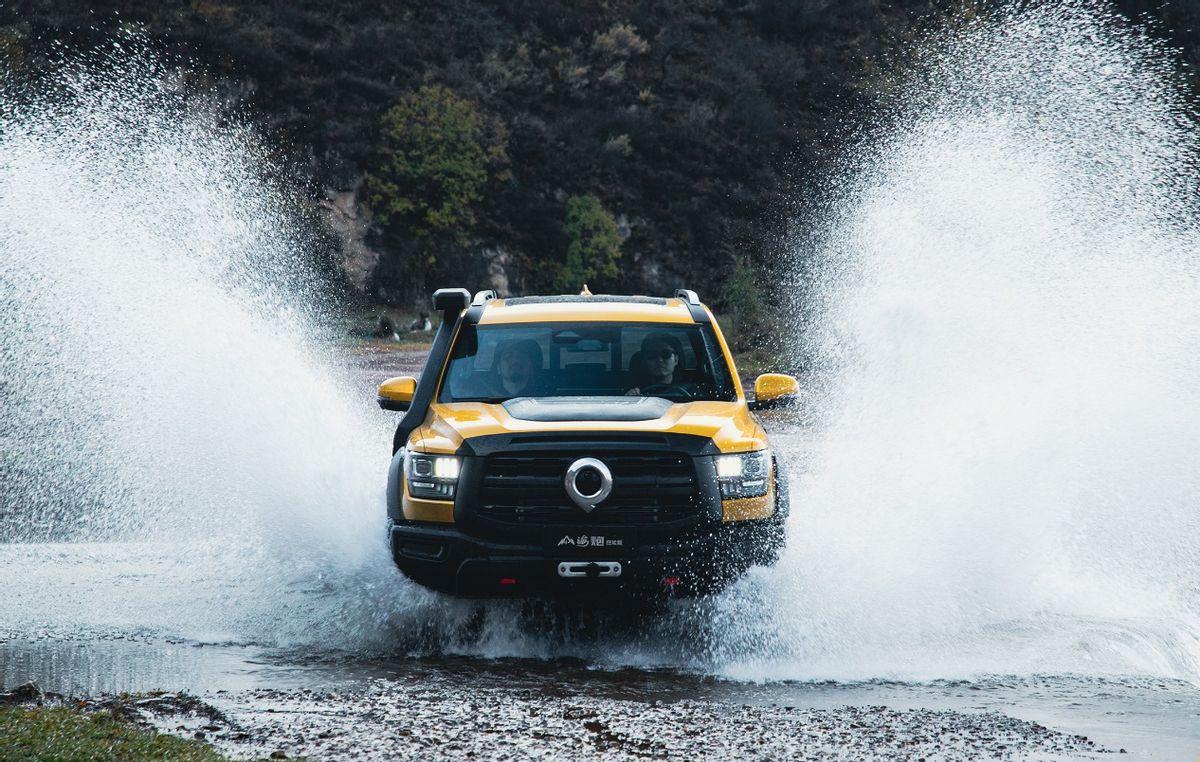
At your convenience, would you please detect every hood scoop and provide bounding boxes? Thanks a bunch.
[502,396,672,422]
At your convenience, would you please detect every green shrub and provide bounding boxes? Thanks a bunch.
[720,254,771,352]
[556,195,622,292]
[593,23,649,59]
[0,706,227,761]
[0,26,25,68]
[602,133,632,156]
[365,85,508,245]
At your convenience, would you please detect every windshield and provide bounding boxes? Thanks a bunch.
[438,322,737,403]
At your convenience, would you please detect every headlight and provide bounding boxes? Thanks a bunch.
[714,450,770,499]
[405,451,460,500]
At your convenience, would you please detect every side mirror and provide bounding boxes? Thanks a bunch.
[378,376,417,411]
[749,373,800,411]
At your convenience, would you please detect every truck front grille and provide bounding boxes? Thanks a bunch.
[477,451,699,526]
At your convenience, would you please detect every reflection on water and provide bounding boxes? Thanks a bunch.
[0,640,271,696]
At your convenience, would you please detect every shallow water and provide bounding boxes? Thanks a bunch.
[2,613,1198,757]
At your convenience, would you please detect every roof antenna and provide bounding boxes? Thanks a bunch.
[579,284,593,296]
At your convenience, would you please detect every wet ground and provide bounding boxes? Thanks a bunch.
[2,345,1199,758]
[5,633,1200,758]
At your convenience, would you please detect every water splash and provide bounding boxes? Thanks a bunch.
[0,40,459,648]
[734,0,1200,682]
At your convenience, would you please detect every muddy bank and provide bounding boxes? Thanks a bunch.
[204,685,1109,759]
[4,681,1107,760]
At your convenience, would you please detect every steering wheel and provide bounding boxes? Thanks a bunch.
[638,383,692,399]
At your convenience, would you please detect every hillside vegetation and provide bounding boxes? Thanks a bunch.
[4,0,1198,329]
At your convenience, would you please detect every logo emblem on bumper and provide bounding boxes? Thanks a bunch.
[564,457,612,512]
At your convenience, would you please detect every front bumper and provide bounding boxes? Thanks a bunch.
[389,517,784,598]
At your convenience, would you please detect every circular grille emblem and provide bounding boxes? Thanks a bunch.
[564,457,612,513]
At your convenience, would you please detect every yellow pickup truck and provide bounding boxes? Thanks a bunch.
[378,288,797,598]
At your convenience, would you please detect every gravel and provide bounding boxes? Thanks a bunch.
[122,680,1111,760]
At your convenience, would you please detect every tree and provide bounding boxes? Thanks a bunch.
[365,85,508,246]
[719,254,770,352]
[556,195,622,291]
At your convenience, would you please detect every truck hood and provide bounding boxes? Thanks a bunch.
[413,397,768,454]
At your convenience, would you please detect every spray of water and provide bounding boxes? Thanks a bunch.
[3,3,1200,684]
[0,40,476,648]
[725,0,1200,682]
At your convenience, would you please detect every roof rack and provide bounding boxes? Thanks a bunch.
[673,289,708,322]
[471,289,497,306]
[504,294,667,306]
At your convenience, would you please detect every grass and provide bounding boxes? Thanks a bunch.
[0,706,228,762]
[731,346,780,383]
[345,335,436,353]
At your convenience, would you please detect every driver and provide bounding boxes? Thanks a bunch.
[626,332,683,396]
[493,339,544,397]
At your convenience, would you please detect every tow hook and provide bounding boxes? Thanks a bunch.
[557,561,622,579]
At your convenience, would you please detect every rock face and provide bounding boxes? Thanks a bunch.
[480,245,512,297]
[321,189,381,294]
[615,213,633,243]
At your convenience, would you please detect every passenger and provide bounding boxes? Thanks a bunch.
[626,332,683,396]
[493,339,544,398]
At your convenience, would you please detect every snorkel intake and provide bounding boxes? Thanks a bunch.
[391,288,470,453]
